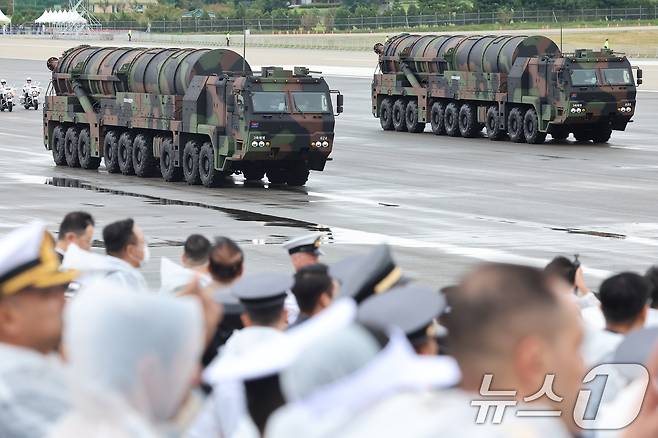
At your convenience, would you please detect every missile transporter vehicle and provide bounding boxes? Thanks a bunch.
[44,45,343,187]
[372,34,641,144]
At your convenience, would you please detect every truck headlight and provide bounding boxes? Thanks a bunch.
[258,141,265,147]
[322,141,329,147]
[251,141,258,147]
[570,108,576,113]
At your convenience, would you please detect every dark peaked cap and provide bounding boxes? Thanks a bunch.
[231,272,293,310]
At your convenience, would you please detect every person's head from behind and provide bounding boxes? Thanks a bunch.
[208,237,243,285]
[103,218,147,268]
[57,211,95,251]
[292,264,337,317]
[544,256,577,294]
[599,272,650,334]
[644,266,658,310]
[241,301,287,331]
[447,263,584,431]
[182,234,210,270]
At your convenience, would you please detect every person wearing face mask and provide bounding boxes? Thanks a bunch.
[101,218,149,292]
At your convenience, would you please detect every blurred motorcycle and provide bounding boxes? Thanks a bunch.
[0,86,15,112]
[21,82,40,110]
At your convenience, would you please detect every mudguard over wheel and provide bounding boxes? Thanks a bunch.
[160,138,183,182]
[78,128,101,170]
[458,104,480,138]
[51,125,67,165]
[405,100,426,133]
[523,108,547,144]
[198,142,224,188]
[379,98,394,131]
[444,102,460,137]
[485,106,505,141]
[117,132,135,175]
[392,99,407,132]
[507,108,525,143]
[182,140,201,185]
[132,133,158,177]
[64,127,80,167]
[430,101,445,135]
[103,130,120,173]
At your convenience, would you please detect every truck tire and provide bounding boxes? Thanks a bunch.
[458,104,479,138]
[430,101,445,135]
[485,106,505,141]
[267,168,287,185]
[286,165,310,187]
[199,142,224,188]
[549,126,569,141]
[64,127,81,167]
[51,125,67,166]
[132,134,158,177]
[523,108,546,144]
[592,128,612,144]
[160,138,183,182]
[379,98,394,131]
[183,140,201,185]
[507,108,525,143]
[78,128,101,170]
[405,100,426,133]
[392,99,407,132]
[118,132,135,175]
[444,102,460,137]
[573,129,592,142]
[103,130,120,173]
[243,168,265,182]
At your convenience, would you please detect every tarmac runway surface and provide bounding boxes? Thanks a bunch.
[1,57,657,289]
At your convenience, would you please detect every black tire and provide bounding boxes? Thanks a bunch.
[379,98,394,131]
[182,140,201,185]
[286,165,309,187]
[51,125,67,165]
[34,102,38,111]
[444,102,460,137]
[199,142,224,188]
[160,138,183,182]
[8,103,12,112]
[64,127,80,167]
[573,129,592,143]
[523,108,546,144]
[77,128,101,170]
[550,126,569,141]
[592,128,612,144]
[405,100,426,133]
[267,168,287,185]
[117,132,135,175]
[103,130,120,173]
[392,99,407,132]
[243,168,265,181]
[132,133,158,177]
[458,104,480,138]
[507,107,525,143]
[485,106,505,141]
[430,101,445,135]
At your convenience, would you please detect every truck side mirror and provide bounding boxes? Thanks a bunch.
[637,68,643,86]
[556,70,567,88]
[336,94,344,114]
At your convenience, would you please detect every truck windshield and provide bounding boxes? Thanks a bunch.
[602,68,633,85]
[570,69,598,86]
[251,92,289,113]
[291,92,330,113]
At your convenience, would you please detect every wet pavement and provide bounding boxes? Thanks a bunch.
[1,58,658,288]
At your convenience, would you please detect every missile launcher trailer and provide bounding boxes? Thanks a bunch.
[372,34,641,144]
[44,45,343,187]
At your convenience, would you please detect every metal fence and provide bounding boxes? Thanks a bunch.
[96,7,658,33]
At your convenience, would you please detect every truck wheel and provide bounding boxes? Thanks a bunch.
[118,132,135,175]
[392,99,407,132]
[507,108,525,143]
[64,127,81,167]
[51,125,67,165]
[199,142,224,188]
[78,128,101,170]
[243,168,265,182]
[458,104,480,138]
[592,128,612,144]
[160,138,183,182]
[444,102,460,137]
[430,101,445,135]
[379,98,394,131]
[286,166,310,187]
[132,134,158,177]
[183,140,201,185]
[485,107,505,141]
[550,126,569,141]
[267,168,287,185]
[523,108,546,144]
[103,130,120,173]
[405,100,426,133]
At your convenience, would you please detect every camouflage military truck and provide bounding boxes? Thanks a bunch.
[372,34,641,144]
[44,46,343,187]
